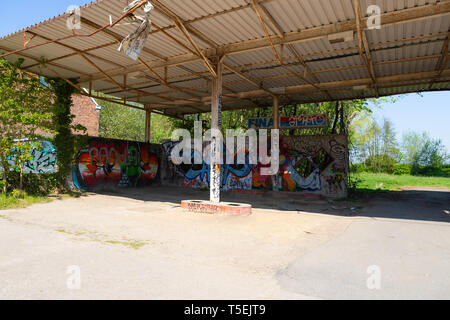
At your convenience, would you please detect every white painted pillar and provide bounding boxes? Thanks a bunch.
[272,96,280,191]
[210,60,223,204]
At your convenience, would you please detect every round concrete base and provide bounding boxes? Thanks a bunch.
[181,200,252,216]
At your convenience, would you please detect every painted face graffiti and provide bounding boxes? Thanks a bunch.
[329,139,346,161]
[73,138,159,190]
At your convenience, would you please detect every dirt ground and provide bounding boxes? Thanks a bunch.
[0,186,449,299]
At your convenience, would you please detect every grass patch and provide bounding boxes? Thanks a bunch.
[0,190,84,210]
[354,173,450,192]
[0,193,51,210]
[105,240,149,250]
[55,227,150,250]
[56,229,86,236]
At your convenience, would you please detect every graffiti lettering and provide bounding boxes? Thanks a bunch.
[165,135,348,198]
[248,114,328,129]
[0,141,57,174]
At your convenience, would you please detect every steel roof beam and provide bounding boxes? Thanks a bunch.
[78,0,450,85]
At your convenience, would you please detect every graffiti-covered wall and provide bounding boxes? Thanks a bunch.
[277,135,348,197]
[162,134,348,198]
[72,138,161,191]
[0,141,57,174]
[7,135,347,197]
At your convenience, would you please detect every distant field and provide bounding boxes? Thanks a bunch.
[354,173,450,192]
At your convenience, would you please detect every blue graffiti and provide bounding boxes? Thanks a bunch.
[178,145,252,188]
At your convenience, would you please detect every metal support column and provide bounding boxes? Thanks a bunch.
[145,106,152,143]
[210,59,224,204]
[273,95,279,129]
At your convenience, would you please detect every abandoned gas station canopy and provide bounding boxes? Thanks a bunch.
[0,0,449,118]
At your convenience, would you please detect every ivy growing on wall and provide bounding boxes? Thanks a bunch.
[48,78,86,190]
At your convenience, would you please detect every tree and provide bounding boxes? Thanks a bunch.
[401,131,428,165]
[381,118,397,158]
[410,137,448,177]
[0,58,54,192]
[412,138,447,168]
[99,99,146,142]
[350,109,374,164]
[401,131,448,175]
[351,116,399,173]
[170,99,375,137]
[98,96,174,143]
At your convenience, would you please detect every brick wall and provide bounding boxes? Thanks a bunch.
[34,94,100,138]
[71,94,100,137]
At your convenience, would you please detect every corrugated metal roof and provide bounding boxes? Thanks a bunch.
[0,0,448,117]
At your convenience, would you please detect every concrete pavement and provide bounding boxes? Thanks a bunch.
[0,186,448,299]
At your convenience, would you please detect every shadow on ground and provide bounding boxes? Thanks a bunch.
[89,185,450,224]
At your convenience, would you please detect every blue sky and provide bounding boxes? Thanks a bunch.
[1,1,449,151]
[371,92,450,152]
[0,1,94,38]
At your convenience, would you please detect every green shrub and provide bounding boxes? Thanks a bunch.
[364,155,397,174]
[393,164,411,175]
[442,167,450,177]
[5,171,59,196]
[11,189,26,199]
[348,174,362,194]
[349,163,366,174]
[411,165,450,177]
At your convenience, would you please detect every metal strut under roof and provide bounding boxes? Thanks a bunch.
[0,0,448,118]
